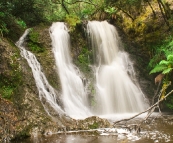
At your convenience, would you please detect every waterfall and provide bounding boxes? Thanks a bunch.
[50,22,92,119]
[16,21,148,121]
[16,29,64,117]
[87,21,148,115]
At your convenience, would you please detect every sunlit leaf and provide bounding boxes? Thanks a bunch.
[159,60,170,66]
[149,64,167,74]
[162,68,173,74]
[167,54,173,61]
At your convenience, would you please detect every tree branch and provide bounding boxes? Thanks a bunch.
[64,0,97,7]
[157,0,169,27]
[113,84,173,126]
[115,5,134,21]
[146,0,156,18]
[62,0,69,14]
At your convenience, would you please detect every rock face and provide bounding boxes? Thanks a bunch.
[0,34,61,142]
[77,116,111,130]
[0,22,154,142]
[0,97,20,141]
[0,25,111,142]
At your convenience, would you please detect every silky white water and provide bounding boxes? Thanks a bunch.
[50,22,92,119]
[16,29,64,117]
[87,21,148,115]
[16,21,148,120]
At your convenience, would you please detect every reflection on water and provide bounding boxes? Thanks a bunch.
[12,115,173,143]
[12,134,154,143]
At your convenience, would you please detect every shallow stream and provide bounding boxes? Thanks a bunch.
[12,114,173,143]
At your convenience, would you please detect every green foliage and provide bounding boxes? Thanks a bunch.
[11,0,46,26]
[112,0,142,12]
[28,30,45,53]
[126,0,141,5]
[149,38,173,110]
[0,22,9,36]
[29,30,39,43]
[104,6,117,15]
[165,96,173,110]
[65,15,81,31]
[150,54,173,75]
[167,54,173,61]
[81,9,93,19]
[0,47,22,100]
[149,37,173,68]
[89,122,99,129]
[15,19,27,29]
[149,64,167,74]
[0,6,10,36]
[1,86,14,99]
[28,42,44,53]
[75,47,92,73]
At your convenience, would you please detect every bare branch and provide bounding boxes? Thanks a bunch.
[115,5,134,21]
[114,84,173,126]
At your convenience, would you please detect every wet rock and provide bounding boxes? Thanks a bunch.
[77,116,111,130]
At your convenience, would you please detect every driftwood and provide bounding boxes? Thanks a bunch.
[113,82,173,133]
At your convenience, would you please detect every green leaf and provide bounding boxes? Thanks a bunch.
[167,40,173,48]
[104,7,117,14]
[149,64,167,74]
[0,12,5,17]
[162,68,173,74]
[167,55,173,61]
[159,60,170,66]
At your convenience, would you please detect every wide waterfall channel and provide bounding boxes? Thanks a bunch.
[14,21,173,143]
[49,21,148,119]
[16,21,148,120]
[87,21,148,117]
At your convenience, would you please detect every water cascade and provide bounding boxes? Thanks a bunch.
[87,21,148,115]
[16,29,64,117]
[16,21,148,120]
[50,22,92,119]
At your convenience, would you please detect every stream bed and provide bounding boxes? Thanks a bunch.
[12,114,173,143]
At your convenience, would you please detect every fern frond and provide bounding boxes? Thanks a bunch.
[167,54,173,61]
[165,51,173,57]
[149,64,167,74]
[159,60,170,66]
[162,68,173,74]
[167,40,173,48]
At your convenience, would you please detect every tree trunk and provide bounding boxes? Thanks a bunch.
[158,0,170,19]
[157,0,169,27]
[146,0,156,18]
[61,0,69,14]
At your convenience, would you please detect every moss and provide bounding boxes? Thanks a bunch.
[0,39,23,100]
[65,14,81,31]
[0,86,14,99]
[89,122,99,129]
[28,30,45,53]
[74,46,92,74]
[28,30,39,43]
[13,125,31,140]
[28,42,45,53]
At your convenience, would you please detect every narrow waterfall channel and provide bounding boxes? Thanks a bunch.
[87,21,148,116]
[50,22,92,119]
[16,29,64,117]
